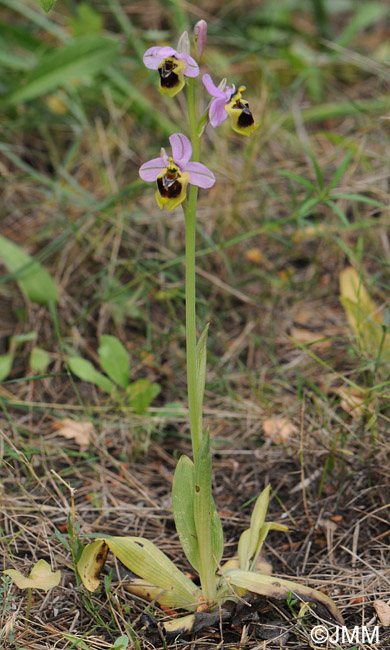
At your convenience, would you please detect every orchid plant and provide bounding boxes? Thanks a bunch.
[77,22,343,637]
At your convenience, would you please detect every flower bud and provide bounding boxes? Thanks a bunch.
[194,20,207,58]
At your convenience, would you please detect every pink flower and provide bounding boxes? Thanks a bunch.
[203,74,259,136]
[143,37,199,97]
[139,133,215,210]
[202,74,235,128]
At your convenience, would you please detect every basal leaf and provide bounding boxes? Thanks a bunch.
[172,455,200,572]
[124,577,191,610]
[68,357,116,394]
[101,536,200,609]
[193,432,223,599]
[247,485,270,569]
[238,486,270,571]
[0,235,58,306]
[77,539,109,591]
[210,499,224,569]
[98,335,129,389]
[220,569,344,625]
[237,528,251,571]
[250,522,288,571]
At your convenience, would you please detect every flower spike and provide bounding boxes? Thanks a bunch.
[139,134,215,211]
[143,39,199,97]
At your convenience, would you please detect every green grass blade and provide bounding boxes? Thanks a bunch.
[327,152,352,192]
[277,171,317,192]
[2,34,120,106]
[306,150,324,191]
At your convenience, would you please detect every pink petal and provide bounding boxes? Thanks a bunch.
[139,157,165,182]
[157,46,178,59]
[143,46,176,70]
[184,162,215,188]
[202,73,224,98]
[176,53,199,78]
[209,98,229,128]
[169,133,192,167]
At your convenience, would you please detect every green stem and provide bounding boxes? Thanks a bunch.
[184,78,201,461]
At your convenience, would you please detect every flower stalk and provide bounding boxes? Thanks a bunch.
[184,77,202,460]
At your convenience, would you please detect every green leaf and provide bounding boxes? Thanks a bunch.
[306,150,324,191]
[237,529,251,572]
[4,559,61,591]
[277,171,317,192]
[238,486,270,571]
[196,323,209,437]
[0,354,14,382]
[113,635,129,650]
[37,0,57,11]
[98,335,129,389]
[297,196,321,218]
[247,486,270,569]
[210,499,224,570]
[68,357,116,394]
[126,378,161,414]
[29,346,50,374]
[238,487,288,572]
[11,331,37,344]
[329,193,384,208]
[172,455,200,572]
[327,152,352,192]
[0,236,58,306]
[2,34,120,106]
[193,432,223,600]
[219,569,344,625]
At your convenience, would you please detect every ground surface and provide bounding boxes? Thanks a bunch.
[0,0,389,648]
